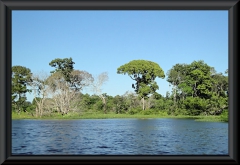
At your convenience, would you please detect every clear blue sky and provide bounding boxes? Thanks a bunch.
[12,10,228,102]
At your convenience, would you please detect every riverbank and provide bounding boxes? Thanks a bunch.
[12,112,227,122]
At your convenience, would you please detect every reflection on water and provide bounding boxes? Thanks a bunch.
[12,118,228,155]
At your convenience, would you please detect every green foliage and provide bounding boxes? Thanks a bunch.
[152,99,166,110]
[49,57,75,82]
[167,61,213,98]
[117,60,165,110]
[140,109,160,115]
[166,60,228,116]
[220,110,228,122]
[183,97,209,115]
[128,108,142,115]
[211,72,228,97]
[32,97,41,105]
[12,59,228,120]
[12,65,32,112]
[113,97,128,114]
[152,92,163,100]
[117,60,165,95]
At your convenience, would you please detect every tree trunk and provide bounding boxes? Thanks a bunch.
[194,82,197,97]
[103,97,106,114]
[142,97,145,110]
[174,85,176,106]
[35,107,38,117]
[99,95,107,114]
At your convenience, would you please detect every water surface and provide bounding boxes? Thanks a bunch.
[12,118,228,155]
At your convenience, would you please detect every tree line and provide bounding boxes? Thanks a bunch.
[11,58,228,119]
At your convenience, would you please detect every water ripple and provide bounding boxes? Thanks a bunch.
[12,119,228,155]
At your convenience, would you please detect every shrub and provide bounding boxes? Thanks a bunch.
[158,111,168,116]
[139,109,160,115]
[220,110,228,122]
[128,108,141,115]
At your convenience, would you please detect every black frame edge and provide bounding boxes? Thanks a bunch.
[229,0,239,163]
[0,1,7,165]
[0,0,239,164]
[1,0,239,10]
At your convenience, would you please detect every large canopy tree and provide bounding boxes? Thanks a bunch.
[167,61,214,99]
[167,60,228,115]
[117,60,165,110]
[48,58,94,114]
[167,63,188,107]
[12,65,32,113]
[49,57,75,83]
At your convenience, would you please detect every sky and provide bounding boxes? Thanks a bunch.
[12,10,228,102]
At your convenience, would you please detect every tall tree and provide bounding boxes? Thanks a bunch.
[167,63,188,106]
[167,61,213,99]
[49,57,75,83]
[187,61,213,99]
[30,71,50,117]
[12,66,32,113]
[49,58,93,115]
[211,72,228,97]
[117,60,165,110]
[47,70,93,115]
[92,72,109,113]
[70,70,94,91]
[167,61,228,116]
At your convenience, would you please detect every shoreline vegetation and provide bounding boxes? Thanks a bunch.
[12,58,228,123]
[12,111,228,122]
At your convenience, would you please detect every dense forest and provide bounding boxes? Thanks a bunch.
[11,58,228,122]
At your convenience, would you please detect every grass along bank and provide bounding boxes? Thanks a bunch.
[12,111,227,122]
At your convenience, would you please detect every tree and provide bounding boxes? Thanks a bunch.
[211,72,228,97]
[47,70,93,115]
[70,70,94,91]
[166,61,228,116]
[122,91,140,110]
[92,72,109,113]
[187,61,213,99]
[225,69,228,74]
[30,71,50,117]
[12,65,32,113]
[167,61,214,98]
[49,57,75,83]
[49,58,93,115]
[117,60,165,110]
[113,95,127,114]
[167,64,187,106]
[209,71,228,115]
[48,72,75,114]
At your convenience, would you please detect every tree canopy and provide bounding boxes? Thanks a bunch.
[117,60,165,110]
[167,60,228,115]
[12,65,32,112]
[47,58,94,114]
[49,57,75,83]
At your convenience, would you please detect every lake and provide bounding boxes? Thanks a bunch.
[12,118,228,155]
